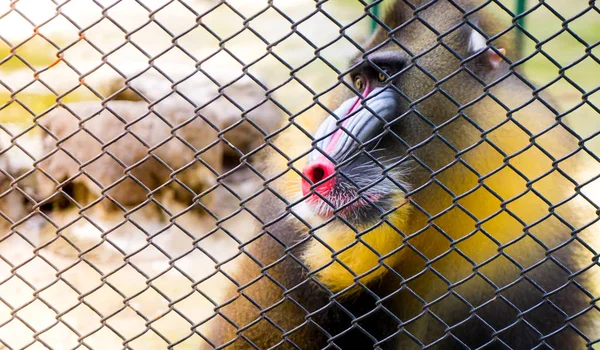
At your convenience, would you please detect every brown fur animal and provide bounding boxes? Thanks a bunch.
[28,100,223,260]
[209,1,600,349]
[0,127,42,229]
[104,69,282,164]
[36,100,221,207]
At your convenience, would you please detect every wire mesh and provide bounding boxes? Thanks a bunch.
[0,0,597,349]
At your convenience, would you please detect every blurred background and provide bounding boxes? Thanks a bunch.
[0,0,597,349]
[0,0,598,142]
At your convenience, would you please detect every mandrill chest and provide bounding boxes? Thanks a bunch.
[298,217,408,293]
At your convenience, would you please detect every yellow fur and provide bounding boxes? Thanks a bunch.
[301,200,410,293]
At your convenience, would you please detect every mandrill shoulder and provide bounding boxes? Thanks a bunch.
[214,192,344,349]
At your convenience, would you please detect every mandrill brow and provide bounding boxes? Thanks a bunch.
[210,0,599,349]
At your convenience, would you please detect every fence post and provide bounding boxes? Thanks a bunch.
[370,0,381,33]
[516,0,527,57]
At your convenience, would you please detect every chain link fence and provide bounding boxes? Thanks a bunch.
[0,0,598,349]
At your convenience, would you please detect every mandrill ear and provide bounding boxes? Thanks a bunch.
[467,26,508,70]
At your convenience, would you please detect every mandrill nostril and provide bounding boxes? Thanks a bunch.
[301,160,336,197]
[311,166,325,183]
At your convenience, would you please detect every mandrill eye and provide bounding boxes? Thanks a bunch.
[377,66,390,83]
[353,75,365,92]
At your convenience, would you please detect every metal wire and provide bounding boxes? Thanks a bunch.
[0,0,597,349]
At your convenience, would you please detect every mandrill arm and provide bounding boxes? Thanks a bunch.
[210,193,401,349]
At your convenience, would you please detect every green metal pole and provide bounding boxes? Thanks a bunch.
[370,1,380,33]
[515,0,526,57]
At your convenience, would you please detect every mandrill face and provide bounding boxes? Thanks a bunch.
[300,54,411,225]
[298,1,510,228]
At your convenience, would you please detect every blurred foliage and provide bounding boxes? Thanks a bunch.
[0,92,86,124]
[517,0,600,151]
[0,40,55,71]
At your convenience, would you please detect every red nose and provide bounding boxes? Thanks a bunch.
[301,159,336,197]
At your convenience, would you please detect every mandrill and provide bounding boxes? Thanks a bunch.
[210,0,599,349]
